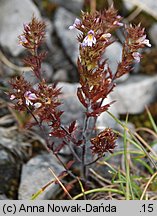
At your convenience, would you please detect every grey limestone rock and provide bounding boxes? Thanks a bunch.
[149,23,157,47]
[123,0,157,20]
[50,0,83,14]
[103,41,123,75]
[0,126,32,199]
[18,152,64,200]
[54,7,79,66]
[0,0,41,56]
[110,75,157,114]
[58,82,119,130]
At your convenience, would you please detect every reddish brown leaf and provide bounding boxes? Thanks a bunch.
[50,120,61,128]
[68,120,77,133]
[76,140,83,146]
[87,103,112,117]
[50,129,67,138]
[65,160,75,169]
[92,90,106,103]
[77,88,87,108]
[54,141,66,154]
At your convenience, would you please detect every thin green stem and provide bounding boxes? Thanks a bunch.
[107,111,157,170]
[145,106,157,133]
[123,115,131,200]
[73,188,124,200]
[85,155,102,166]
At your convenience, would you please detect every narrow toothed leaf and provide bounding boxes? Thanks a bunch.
[54,141,66,154]
[68,120,77,133]
[66,160,75,169]
[87,102,114,117]
[50,129,67,138]
[77,88,88,108]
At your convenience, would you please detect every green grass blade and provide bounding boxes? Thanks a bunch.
[123,114,131,200]
[118,170,125,194]
[146,107,157,133]
[31,189,43,200]
[73,188,124,200]
[134,158,154,175]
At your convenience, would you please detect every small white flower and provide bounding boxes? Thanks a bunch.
[142,39,151,47]
[132,52,141,63]
[113,20,123,27]
[25,98,33,106]
[136,35,151,47]
[69,18,81,30]
[19,35,28,45]
[82,30,96,47]
[10,94,16,100]
[24,91,37,106]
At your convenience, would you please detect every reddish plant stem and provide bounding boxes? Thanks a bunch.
[81,109,90,180]
[54,153,77,180]
[28,41,81,163]
[85,155,102,167]
[26,106,79,179]
[32,40,42,81]
[33,109,81,163]
[60,125,82,163]
[49,113,81,163]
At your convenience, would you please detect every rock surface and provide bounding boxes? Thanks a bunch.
[103,41,123,74]
[53,69,69,82]
[0,0,41,56]
[123,0,157,19]
[58,82,119,130]
[23,63,53,84]
[0,194,9,200]
[110,74,157,114]
[58,82,84,126]
[96,97,119,130]
[123,0,135,11]
[0,126,32,199]
[149,23,157,47]
[50,0,83,14]
[54,7,79,66]
[18,152,64,200]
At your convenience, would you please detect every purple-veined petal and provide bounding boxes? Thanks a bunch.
[132,52,141,62]
[19,35,28,45]
[82,30,96,47]
[24,91,37,100]
[69,18,81,30]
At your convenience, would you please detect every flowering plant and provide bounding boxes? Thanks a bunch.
[9,6,151,188]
